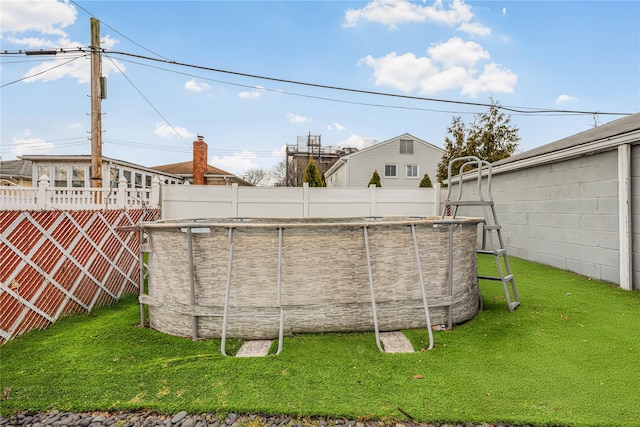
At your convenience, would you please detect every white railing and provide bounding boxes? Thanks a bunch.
[161,182,444,220]
[0,175,160,211]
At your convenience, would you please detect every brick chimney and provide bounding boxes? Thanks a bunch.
[193,135,207,185]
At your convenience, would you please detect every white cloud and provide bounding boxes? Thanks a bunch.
[427,37,489,68]
[555,94,578,104]
[238,86,265,99]
[2,1,125,84]
[461,62,518,97]
[101,35,119,50]
[238,91,260,99]
[338,134,377,150]
[361,37,517,97]
[0,0,77,36]
[185,79,211,92]
[153,123,196,140]
[210,151,259,175]
[328,123,346,131]
[419,66,473,94]
[12,33,123,84]
[272,145,287,157]
[11,130,54,157]
[6,35,60,48]
[502,7,507,16]
[361,52,437,93]
[344,0,490,36]
[287,113,312,124]
[457,21,491,37]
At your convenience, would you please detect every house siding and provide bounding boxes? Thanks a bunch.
[327,136,442,188]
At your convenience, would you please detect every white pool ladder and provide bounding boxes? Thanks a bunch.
[442,156,520,312]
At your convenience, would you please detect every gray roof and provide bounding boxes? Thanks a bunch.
[0,159,32,179]
[495,113,640,167]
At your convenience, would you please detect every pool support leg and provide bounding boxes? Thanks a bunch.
[447,224,454,329]
[411,224,434,350]
[187,227,198,341]
[221,228,234,356]
[139,228,146,329]
[276,227,284,355]
[364,226,384,352]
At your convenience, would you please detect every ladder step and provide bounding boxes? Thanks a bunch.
[235,340,273,357]
[445,200,494,207]
[483,225,501,230]
[478,274,514,282]
[380,331,414,353]
[477,249,507,256]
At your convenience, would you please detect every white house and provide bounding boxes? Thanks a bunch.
[19,155,185,189]
[324,133,444,188]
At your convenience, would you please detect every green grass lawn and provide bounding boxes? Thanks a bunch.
[1,256,639,427]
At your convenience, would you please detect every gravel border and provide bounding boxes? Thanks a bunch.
[0,410,543,427]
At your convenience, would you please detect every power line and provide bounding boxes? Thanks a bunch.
[115,56,590,118]
[104,138,283,157]
[69,0,172,62]
[105,49,634,117]
[0,55,86,88]
[103,54,192,148]
[116,56,488,116]
[0,46,634,117]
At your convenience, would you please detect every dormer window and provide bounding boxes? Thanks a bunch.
[400,139,413,154]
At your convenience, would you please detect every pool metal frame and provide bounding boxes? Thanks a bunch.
[138,216,477,355]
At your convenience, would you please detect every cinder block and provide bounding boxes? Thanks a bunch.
[581,213,618,232]
[565,165,598,185]
[599,231,619,250]
[550,183,580,200]
[580,245,618,267]
[579,180,617,198]
[601,265,619,284]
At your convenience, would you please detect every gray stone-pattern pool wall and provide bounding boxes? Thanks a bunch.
[143,217,480,340]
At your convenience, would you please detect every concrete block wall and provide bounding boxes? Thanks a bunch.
[458,150,620,284]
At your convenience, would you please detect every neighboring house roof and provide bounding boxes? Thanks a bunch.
[151,161,231,176]
[493,113,640,171]
[150,161,253,186]
[0,159,33,181]
[325,133,443,178]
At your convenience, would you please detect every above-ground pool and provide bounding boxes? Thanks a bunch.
[139,216,482,341]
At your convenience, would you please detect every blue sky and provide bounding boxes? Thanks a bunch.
[1,0,638,176]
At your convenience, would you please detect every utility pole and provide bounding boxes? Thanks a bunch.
[90,17,102,188]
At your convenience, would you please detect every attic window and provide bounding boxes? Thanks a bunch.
[400,139,413,154]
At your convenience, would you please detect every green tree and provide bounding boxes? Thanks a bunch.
[419,174,433,188]
[436,98,519,183]
[368,170,382,187]
[436,116,469,184]
[304,158,324,187]
[469,98,520,162]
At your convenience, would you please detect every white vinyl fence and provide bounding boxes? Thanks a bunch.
[1,175,160,211]
[161,183,444,220]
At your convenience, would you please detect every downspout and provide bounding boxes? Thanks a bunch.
[618,144,632,290]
